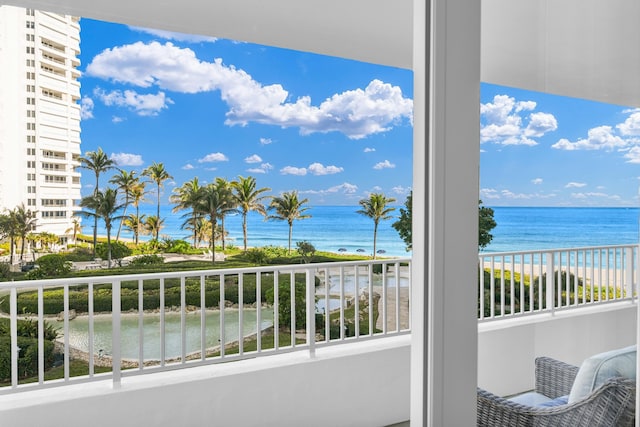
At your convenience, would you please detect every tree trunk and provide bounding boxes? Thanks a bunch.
[373,222,378,260]
[210,216,216,264]
[106,226,112,268]
[221,215,226,251]
[116,201,128,242]
[156,183,161,241]
[287,221,293,255]
[242,212,248,252]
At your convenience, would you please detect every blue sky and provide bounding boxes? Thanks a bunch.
[78,18,640,208]
[78,18,414,206]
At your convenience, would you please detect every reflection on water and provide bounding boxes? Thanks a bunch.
[55,308,273,360]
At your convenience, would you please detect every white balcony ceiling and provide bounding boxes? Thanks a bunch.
[6,0,640,108]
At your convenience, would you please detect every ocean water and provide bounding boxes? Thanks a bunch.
[484,207,640,253]
[95,205,640,257]
[96,205,412,258]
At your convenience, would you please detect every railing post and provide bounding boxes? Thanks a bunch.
[10,287,18,389]
[545,252,555,313]
[112,280,121,389]
[625,247,633,300]
[306,268,315,358]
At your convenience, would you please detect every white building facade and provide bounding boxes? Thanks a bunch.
[0,5,81,242]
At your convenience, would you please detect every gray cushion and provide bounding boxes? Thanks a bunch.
[568,345,636,404]
[509,391,568,407]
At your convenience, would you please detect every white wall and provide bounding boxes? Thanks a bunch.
[478,302,637,396]
[0,336,411,427]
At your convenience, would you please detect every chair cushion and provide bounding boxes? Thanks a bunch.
[508,391,568,407]
[568,345,636,404]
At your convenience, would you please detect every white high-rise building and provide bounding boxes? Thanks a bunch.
[0,5,82,243]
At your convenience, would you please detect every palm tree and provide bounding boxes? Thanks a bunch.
[268,191,311,254]
[143,215,165,242]
[0,212,18,263]
[356,193,396,259]
[195,183,226,264]
[232,175,271,252]
[142,162,173,241]
[65,218,82,244]
[11,204,38,262]
[78,147,116,256]
[123,214,146,245]
[170,177,204,247]
[129,182,147,245]
[109,170,139,241]
[79,189,124,267]
[214,177,237,251]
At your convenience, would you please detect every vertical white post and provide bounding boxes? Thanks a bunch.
[625,248,633,299]
[38,286,44,384]
[137,279,144,370]
[546,252,555,313]
[200,275,206,361]
[63,285,69,381]
[238,273,244,355]
[411,0,480,424]
[10,287,18,389]
[160,278,165,366]
[306,268,315,358]
[220,273,225,357]
[180,276,186,363]
[112,280,121,389]
[89,282,95,376]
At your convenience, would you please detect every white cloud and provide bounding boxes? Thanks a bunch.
[308,162,343,175]
[112,116,125,123]
[259,137,273,145]
[86,42,413,139]
[80,97,94,119]
[300,182,358,195]
[480,188,500,200]
[624,146,640,163]
[373,160,396,170]
[364,147,376,153]
[565,182,587,188]
[571,192,621,201]
[182,163,195,170]
[531,178,543,185]
[245,154,262,164]
[524,112,558,137]
[129,26,217,43]
[247,163,274,174]
[480,187,557,201]
[280,166,307,176]
[94,87,173,116]
[552,126,627,151]
[392,185,411,195]
[198,152,229,163]
[110,152,144,166]
[480,95,557,145]
[617,110,640,136]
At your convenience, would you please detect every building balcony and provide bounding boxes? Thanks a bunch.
[0,246,636,426]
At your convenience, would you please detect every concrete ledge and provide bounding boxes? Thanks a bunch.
[0,335,411,427]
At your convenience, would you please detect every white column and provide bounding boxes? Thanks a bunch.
[411,0,480,425]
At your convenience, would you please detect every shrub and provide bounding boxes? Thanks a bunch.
[0,318,57,381]
[33,254,71,278]
[96,242,132,266]
[245,248,269,265]
[265,276,307,329]
[0,263,11,281]
[62,247,94,262]
[164,239,193,254]
[296,241,316,264]
[129,254,164,266]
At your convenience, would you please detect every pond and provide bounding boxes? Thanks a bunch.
[54,308,274,361]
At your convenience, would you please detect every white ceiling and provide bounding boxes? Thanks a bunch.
[5,0,640,107]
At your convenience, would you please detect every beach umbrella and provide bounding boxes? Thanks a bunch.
[338,248,347,252]
[356,249,365,253]
[377,249,386,254]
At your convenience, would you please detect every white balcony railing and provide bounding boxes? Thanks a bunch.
[0,258,410,394]
[478,244,638,321]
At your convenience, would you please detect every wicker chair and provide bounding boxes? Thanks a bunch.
[477,356,636,427]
